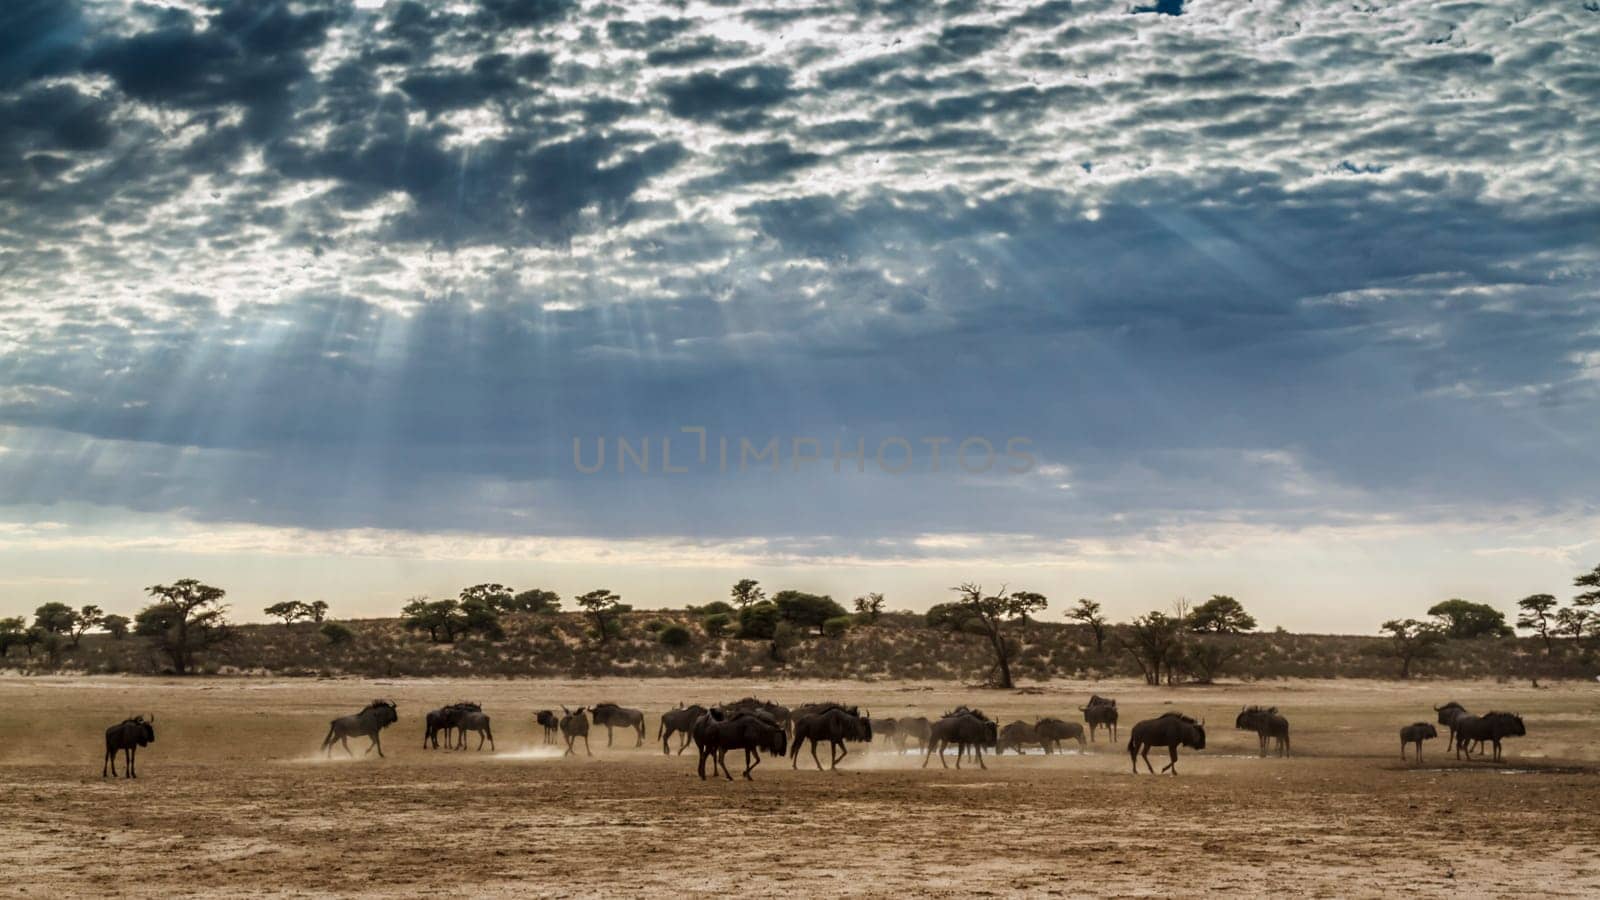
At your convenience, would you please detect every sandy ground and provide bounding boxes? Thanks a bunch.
[1,675,1597,898]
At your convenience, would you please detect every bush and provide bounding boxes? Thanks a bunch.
[823,615,853,639]
[693,600,736,616]
[320,622,354,645]
[738,601,780,640]
[644,619,666,633]
[703,612,732,637]
[659,624,691,648]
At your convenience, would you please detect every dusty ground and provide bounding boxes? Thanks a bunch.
[1,676,1597,898]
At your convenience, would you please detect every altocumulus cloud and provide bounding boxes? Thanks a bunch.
[0,0,1598,567]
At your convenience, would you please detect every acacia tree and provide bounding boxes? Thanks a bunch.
[1066,599,1108,653]
[136,579,231,675]
[853,592,886,624]
[731,579,765,610]
[32,602,75,636]
[506,589,561,614]
[402,597,464,643]
[1556,606,1591,643]
[943,583,1047,689]
[70,605,103,647]
[304,600,329,623]
[460,583,515,612]
[1120,611,1182,685]
[1516,594,1559,654]
[101,614,130,640]
[1187,595,1257,634]
[264,601,308,627]
[1575,563,1600,618]
[1427,599,1511,639]
[576,589,628,644]
[1380,618,1446,679]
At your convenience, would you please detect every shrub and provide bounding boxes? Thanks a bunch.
[703,612,732,637]
[644,619,666,633]
[738,601,780,640]
[659,624,691,648]
[320,622,354,645]
[823,615,853,639]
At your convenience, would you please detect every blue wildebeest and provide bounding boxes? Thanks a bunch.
[591,702,646,748]
[922,707,998,770]
[1235,706,1290,757]
[1454,712,1525,763]
[560,706,591,757]
[658,704,707,755]
[1080,695,1119,743]
[454,704,494,751]
[693,708,788,781]
[321,700,398,758]
[103,715,155,778]
[535,710,560,744]
[1400,722,1437,763]
[1035,718,1086,753]
[1128,712,1206,776]
[790,704,872,771]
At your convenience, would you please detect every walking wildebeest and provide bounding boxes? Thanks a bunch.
[1234,706,1290,757]
[321,700,398,758]
[454,704,494,751]
[591,702,646,748]
[995,720,1038,756]
[693,709,788,781]
[895,716,932,751]
[559,706,591,757]
[1035,718,1086,753]
[1453,711,1525,762]
[103,715,155,778]
[658,704,707,755]
[1400,722,1437,763]
[1081,695,1119,742]
[790,705,872,771]
[922,708,998,770]
[535,710,559,744]
[1128,712,1206,775]
[725,697,792,735]
[423,702,475,750]
[869,716,898,746]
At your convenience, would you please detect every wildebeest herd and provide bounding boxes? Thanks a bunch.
[98,694,1531,779]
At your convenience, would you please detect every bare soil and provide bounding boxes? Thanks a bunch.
[2,676,1598,898]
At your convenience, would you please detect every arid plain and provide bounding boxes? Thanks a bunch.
[1,676,1597,898]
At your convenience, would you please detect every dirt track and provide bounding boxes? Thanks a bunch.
[2,676,1597,897]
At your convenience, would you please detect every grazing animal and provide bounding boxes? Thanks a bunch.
[1035,718,1086,753]
[922,708,998,770]
[1234,706,1291,757]
[1127,712,1206,776]
[995,720,1038,756]
[1080,695,1119,743]
[535,710,560,744]
[321,700,399,758]
[694,709,788,781]
[1400,722,1437,763]
[657,704,708,755]
[790,705,872,771]
[454,705,494,751]
[895,716,932,751]
[1453,712,1526,763]
[103,715,155,779]
[559,706,592,757]
[591,702,646,748]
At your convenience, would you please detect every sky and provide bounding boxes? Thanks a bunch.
[1,0,1598,631]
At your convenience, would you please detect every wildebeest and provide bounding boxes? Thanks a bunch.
[895,716,932,751]
[1127,712,1206,775]
[560,706,592,757]
[922,707,998,770]
[725,697,791,734]
[423,701,476,750]
[591,702,646,748]
[1081,695,1119,742]
[321,700,398,758]
[995,720,1038,756]
[103,715,155,778]
[693,709,788,780]
[1453,711,1525,762]
[1400,722,1438,763]
[454,704,494,751]
[535,710,560,744]
[658,704,707,755]
[869,716,898,746]
[1234,706,1290,757]
[1435,702,1472,750]
[790,705,872,771]
[1035,718,1086,753]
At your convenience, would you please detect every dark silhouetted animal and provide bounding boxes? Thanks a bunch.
[694,709,788,780]
[1453,712,1525,762]
[455,705,494,751]
[1128,712,1206,775]
[895,716,932,751]
[591,702,646,748]
[922,708,998,770]
[725,697,791,734]
[321,700,398,758]
[1400,722,1437,763]
[423,701,476,750]
[1035,718,1086,753]
[790,705,872,770]
[535,710,559,744]
[658,704,707,755]
[560,706,591,757]
[1235,706,1290,757]
[995,720,1038,756]
[1435,702,1475,751]
[103,715,155,778]
[1081,695,1118,742]
[870,717,898,745]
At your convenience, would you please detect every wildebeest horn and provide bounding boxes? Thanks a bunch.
[562,705,571,714]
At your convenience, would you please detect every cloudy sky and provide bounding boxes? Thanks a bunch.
[1,0,1597,630]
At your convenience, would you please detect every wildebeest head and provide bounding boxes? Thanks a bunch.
[368,700,399,727]
[765,721,788,756]
[1191,721,1206,749]
[1434,701,1467,725]
[1485,711,1526,737]
[535,710,558,728]
[124,714,156,746]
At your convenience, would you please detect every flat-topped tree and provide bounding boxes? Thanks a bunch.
[1516,594,1559,654]
[70,605,103,647]
[1575,563,1600,610]
[136,579,231,675]
[1066,599,1108,653]
[943,583,1047,689]
[731,579,765,610]
[576,589,628,644]
[1379,618,1446,679]
[1187,595,1257,634]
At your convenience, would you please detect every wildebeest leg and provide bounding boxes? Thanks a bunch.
[920,742,933,768]
[831,739,846,770]
[339,735,354,757]
[606,725,614,749]
[717,748,734,781]
[697,746,710,780]
[635,722,644,748]
[564,735,575,757]
[1160,744,1178,775]
[1129,742,1138,774]
[104,746,114,778]
[974,743,986,770]
[126,746,136,778]
[583,734,592,757]
[1492,738,1502,763]
[678,732,691,755]
[1141,745,1156,774]
[374,732,386,758]
[810,738,825,771]
[744,749,759,780]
